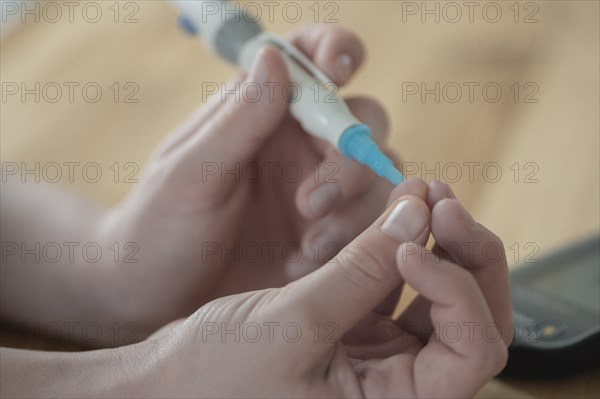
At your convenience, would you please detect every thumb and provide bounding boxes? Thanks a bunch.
[282,195,430,340]
[177,46,289,170]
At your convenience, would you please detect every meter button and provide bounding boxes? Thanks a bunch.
[538,320,567,340]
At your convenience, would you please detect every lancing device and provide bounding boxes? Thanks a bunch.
[172,0,403,185]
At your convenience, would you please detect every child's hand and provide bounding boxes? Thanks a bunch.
[125,182,509,398]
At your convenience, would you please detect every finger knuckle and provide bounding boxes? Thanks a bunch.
[468,339,509,379]
[489,342,510,376]
[487,227,504,248]
[497,340,510,369]
[336,245,393,289]
[479,228,507,264]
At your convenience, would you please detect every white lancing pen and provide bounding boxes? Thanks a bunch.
[172,0,404,185]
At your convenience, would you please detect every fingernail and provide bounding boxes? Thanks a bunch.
[381,199,427,242]
[309,184,342,217]
[458,204,477,227]
[336,54,353,83]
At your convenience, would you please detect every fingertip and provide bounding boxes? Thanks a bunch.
[388,177,428,207]
[431,198,477,235]
[427,181,456,208]
[315,28,365,85]
[289,24,365,86]
[399,177,429,194]
[431,197,458,219]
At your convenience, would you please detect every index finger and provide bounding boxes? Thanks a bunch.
[387,244,508,398]
[430,198,513,346]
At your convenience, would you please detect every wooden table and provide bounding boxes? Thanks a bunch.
[1,1,598,397]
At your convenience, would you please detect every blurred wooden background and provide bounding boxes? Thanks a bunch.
[1,0,598,397]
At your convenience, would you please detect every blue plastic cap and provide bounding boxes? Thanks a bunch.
[339,124,404,185]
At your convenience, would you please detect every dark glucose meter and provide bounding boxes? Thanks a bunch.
[501,235,600,378]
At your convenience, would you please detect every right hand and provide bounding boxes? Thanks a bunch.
[124,181,510,398]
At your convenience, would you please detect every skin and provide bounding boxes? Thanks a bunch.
[1,182,512,398]
[1,25,393,342]
[0,24,512,397]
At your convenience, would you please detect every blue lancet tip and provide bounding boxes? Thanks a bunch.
[339,124,404,186]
